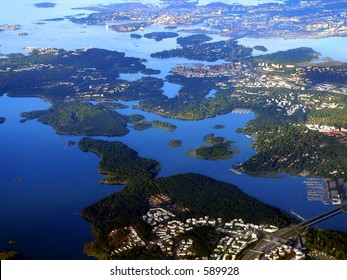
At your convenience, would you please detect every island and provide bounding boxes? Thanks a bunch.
[127,114,152,131]
[253,45,268,52]
[213,124,225,129]
[20,102,129,137]
[143,32,179,41]
[130,33,142,39]
[141,68,161,75]
[34,2,56,8]
[0,251,20,260]
[151,120,176,131]
[176,34,213,47]
[78,137,160,184]
[188,134,235,160]
[151,39,253,62]
[167,139,182,147]
[68,141,76,146]
[0,117,5,124]
[254,47,319,65]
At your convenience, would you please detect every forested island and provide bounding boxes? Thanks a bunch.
[254,47,319,65]
[168,139,182,147]
[151,120,176,131]
[144,32,179,41]
[176,34,213,47]
[151,39,253,62]
[130,33,142,39]
[20,102,129,136]
[253,45,268,52]
[213,124,225,129]
[78,137,160,184]
[188,134,235,160]
[34,2,57,8]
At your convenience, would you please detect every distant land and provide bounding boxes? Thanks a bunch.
[168,139,182,147]
[68,0,347,40]
[144,32,179,41]
[34,2,56,8]
[2,45,346,180]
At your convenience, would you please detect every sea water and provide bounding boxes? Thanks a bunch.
[0,0,346,259]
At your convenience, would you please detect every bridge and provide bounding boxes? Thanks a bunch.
[275,200,347,239]
[240,201,347,259]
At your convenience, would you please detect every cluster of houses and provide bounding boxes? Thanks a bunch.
[140,207,279,259]
[107,204,285,259]
[172,63,254,79]
[264,244,306,260]
[109,226,146,256]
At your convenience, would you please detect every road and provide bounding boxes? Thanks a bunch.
[240,201,347,260]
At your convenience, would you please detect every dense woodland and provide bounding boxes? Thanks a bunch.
[21,102,129,136]
[303,228,347,260]
[151,39,253,62]
[191,134,234,160]
[176,34,213,47]
[151,120,176,131]
[307,107,347,128]
[167,139,182,147]
[254,47,319,64]
[193,143,233,160]
[242,125,347,178]
[81,173,295,259]
[78,137,160,184]
[144,32,179,41]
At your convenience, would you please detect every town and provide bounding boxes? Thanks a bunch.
[69,0,347,40]
[106,204,318,260]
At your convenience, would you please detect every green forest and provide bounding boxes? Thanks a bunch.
[151,39,253,62]
[304,228,347,259]
[168,139,182,147]
[21,101,130,136]
[78,137,160,184]
[242,125,347,178]
[81,173,295,259]
[254,47,319,64]
[307,107,347,128]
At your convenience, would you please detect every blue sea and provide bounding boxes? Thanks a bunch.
[0,0,347,259]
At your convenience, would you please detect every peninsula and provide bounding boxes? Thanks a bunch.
[82,173,295,260]
[78,137,160,184]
